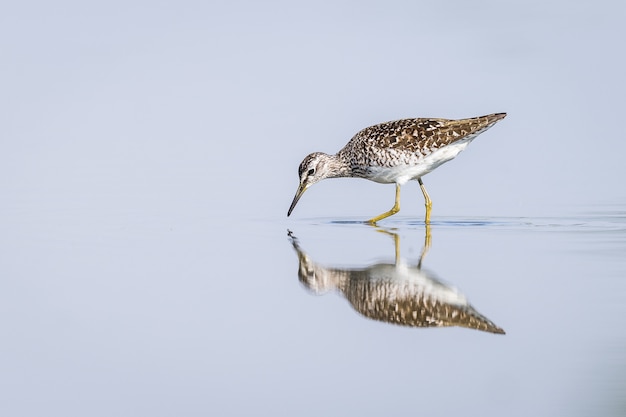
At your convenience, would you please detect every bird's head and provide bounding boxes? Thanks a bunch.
[287,152,336,216]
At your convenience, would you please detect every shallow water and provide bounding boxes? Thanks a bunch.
[3,0,626,414]
[2,205,625,416]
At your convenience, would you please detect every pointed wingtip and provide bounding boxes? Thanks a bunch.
[492,326,506,335]
[480,112,506,127]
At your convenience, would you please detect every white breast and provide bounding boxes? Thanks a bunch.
[367,138,473,184]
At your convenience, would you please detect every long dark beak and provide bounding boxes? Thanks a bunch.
[288,183,307,216]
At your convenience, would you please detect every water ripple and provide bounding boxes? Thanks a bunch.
[305,213,626,234]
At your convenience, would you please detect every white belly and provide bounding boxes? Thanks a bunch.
[367,138,472,184]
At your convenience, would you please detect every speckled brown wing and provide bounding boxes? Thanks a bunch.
[352,113,506,155]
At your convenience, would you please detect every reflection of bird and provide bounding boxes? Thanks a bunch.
[288,230,505,334]
[288,113,506,224]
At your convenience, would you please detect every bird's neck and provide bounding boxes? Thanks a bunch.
[325,154,352,178]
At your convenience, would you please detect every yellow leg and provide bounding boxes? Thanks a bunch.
[367,184,401,225]
[418,178,432,224]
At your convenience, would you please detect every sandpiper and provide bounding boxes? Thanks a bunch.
[288,113,506,224]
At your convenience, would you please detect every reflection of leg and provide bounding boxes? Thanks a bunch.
[367,183,401,225]
[417,223,432,269]
[418,178,432,224]
[371,227,401,264]
[393,230,400,265]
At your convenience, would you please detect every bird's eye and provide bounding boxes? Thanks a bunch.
[308,168,315,176]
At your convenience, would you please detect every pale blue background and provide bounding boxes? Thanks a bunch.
[1,1,625,416]
[2,0,625,219]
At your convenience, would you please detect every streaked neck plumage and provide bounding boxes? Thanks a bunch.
[313,152,352,179]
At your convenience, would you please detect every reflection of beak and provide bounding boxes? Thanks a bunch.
[288,183,307,216]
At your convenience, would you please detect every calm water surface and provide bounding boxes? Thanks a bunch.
[1,207,625,416]
[4,0,626,415]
